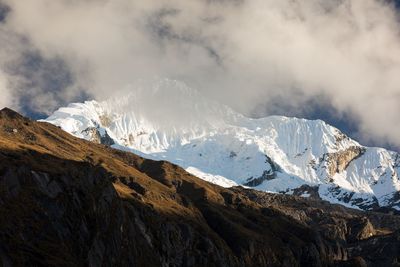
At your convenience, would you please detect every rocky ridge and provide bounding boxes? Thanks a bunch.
[1,108,400,266]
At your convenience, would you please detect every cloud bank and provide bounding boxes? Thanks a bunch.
[1,0,400,147]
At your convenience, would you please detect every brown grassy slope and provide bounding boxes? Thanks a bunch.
[0,107,229,217]
[0,107,399,267]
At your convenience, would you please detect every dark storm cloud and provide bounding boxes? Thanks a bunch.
[10,51,90,117]
[0,8,90,116]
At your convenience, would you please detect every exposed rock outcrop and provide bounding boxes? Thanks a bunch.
[81,126,115,146]
[244,169,276,187]
[292,184,321,200]
[324,146,366,177]
[81,126,102,143]
[244,155,282,187]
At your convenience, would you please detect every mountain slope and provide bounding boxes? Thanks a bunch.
[44,79,400,211]
[2,108,400,266]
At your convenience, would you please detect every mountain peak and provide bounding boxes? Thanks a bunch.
[43,81,400,211]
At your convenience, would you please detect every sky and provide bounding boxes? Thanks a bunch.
[0,0,400,151]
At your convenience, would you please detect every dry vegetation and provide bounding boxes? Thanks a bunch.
[1,107,400,267]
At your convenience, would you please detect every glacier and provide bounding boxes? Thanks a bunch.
[43,79,400,210]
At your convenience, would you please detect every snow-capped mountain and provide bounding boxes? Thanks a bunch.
[43,79,400,210]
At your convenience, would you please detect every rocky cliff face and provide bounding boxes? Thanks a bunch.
[1,108,400,267]
[325,146,366,178]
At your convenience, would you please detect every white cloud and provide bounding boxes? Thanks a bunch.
[2,0,400,146]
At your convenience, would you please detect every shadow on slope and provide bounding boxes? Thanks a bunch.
[0,107,400,266]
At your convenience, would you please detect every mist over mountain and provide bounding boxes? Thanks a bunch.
[0,0,400,150]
